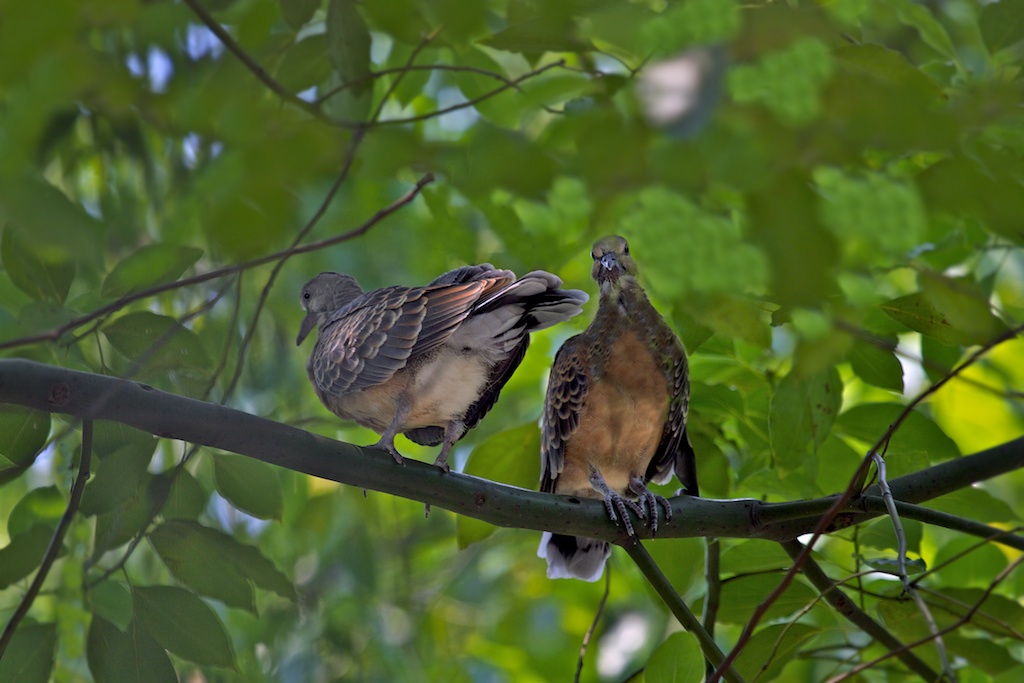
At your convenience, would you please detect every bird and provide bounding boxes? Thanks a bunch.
[537,235,698,581]
[297,264,588,471]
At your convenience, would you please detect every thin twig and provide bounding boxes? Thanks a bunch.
[622,539,745,683]
[872,452,954,681]
[575,568,611,683]
[779,540,939,682]
[221,128,367,401]
[825,555,1024,683]
[376,60,566,126]
[181,0,330,123]
[709,321,1024,682]
[0,173,435,352]
[316,63,522,105]
[0,420,93,657]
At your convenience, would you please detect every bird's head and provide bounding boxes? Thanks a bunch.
[296,272,364,345]
[590,235,638,295]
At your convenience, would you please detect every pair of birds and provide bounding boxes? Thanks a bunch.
[297,236,697,581]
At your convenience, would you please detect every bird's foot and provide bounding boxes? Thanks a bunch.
[432,452,451,473]
[602,492,637,537]
[628,475,672,534]
[373,435,405,464]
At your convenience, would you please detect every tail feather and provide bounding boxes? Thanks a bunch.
[538,532,610,582]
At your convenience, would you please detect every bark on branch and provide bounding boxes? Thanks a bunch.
[1,359,1022,543]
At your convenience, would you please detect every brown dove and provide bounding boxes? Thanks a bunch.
[297,265,588,471]
[538,235,698,581]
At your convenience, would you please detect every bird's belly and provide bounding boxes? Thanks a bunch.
[405,348,490,427]
[323,349,490,432]
[559,331,669,497]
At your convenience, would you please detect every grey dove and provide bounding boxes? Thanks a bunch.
[538,235,698,581]
[297,264,588,471]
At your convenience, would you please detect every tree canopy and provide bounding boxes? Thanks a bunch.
[1,0,1024,681]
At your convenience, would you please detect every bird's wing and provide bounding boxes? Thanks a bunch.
[645,333,696,493]
[540,334,589,493]
[310,286,428,395]
[311,276,502,397]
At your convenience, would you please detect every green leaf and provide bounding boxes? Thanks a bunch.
[133,585,237,668]
[86,617,176,683]
[979,0,1024,54]
[0,622,56,683]
[212,452,283,520]
[769,365,842,473]
[891,0,958,62]
[280,0,320,30]
[149,520,294,612]
[0,175,101,263]
[946,635,1019,676]
[0,405,51,484]
[848,336,904,392]
[932,587,1024,637]
[102,311,212,376]
[924,488,1020,524]
[879,290,1003,347]
[8,485,65,536]
[834,403,960,474]
[716,574,818,624]
[0,525,56,589]
[1,227,76,303]
[920,271,1007,345]
[90,581,133,632]
[932,537,1008,589]
[645,631,703,683]
[100,244,202,299]
[859,517,923,554]
[861,555,927,576]
[623,190,769,300]
[458,423,540,548]
[162,469,208,520]
[728,38,835,126]
[720,541,793,575]
[80,436,156,516]
[734,623,818,683]
[325,0,372,121]
[275,34,332,93]
[92,475,167,555]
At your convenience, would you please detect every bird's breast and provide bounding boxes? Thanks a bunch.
[560,330,669,496]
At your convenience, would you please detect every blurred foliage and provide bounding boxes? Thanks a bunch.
[1,0,1023,681]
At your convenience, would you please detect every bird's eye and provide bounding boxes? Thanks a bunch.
[623,245,630,255]
[303,291,311,300]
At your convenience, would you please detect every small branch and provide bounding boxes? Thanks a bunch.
[779,540,939,682]
[575,569,610,683]
[0,173,434,352]
[622,539,744,683]
[181,0,329,123]
[859,500,1024,553]
[825,555,1024,683]
[221,128,367,401]
[0,420,93,657]
[872,453,953,680]
[703,537,721,636]
[316,63,526,105]
[376,60,565,126]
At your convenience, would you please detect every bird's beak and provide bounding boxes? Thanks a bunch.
[600,252,620,272]
[296,313,317,345]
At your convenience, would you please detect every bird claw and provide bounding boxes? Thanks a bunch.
[373,436,405,464]
[603,493,637,537]
[432,453,451,473]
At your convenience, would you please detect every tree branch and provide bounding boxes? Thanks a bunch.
[0,173,433,352]
[779,540,939,682]
[0,420,93,657]
[622,539,744,683]
[2,360,1021,543]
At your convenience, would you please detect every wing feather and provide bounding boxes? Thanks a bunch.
[540,335,589,494]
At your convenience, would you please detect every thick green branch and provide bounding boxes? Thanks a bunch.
[1,360,1022,543]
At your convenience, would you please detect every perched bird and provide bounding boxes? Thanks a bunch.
[297,265,588,471]
[538,235,698,581]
